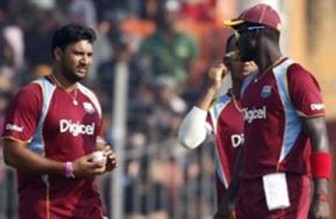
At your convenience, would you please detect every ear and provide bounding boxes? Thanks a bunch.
[53,47,63,61]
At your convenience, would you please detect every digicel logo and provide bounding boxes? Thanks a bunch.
[5,123,24,132]
[231,134,244,148]
[310,103,324,111]
[59,119,95,136]
[243,106,267,124]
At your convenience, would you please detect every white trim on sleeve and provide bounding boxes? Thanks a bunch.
[178,106,208,149]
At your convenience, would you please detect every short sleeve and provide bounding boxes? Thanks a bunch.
[96,117,105,142]
[2,83,42,142]
[287,64,325,117]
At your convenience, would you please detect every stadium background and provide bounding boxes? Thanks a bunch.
[0,0,335,218]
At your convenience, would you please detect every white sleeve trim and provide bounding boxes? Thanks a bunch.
[178,106,208,149]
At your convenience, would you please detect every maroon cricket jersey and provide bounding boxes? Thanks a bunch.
[2,76,106,219]
[207,93,244,203]
[240,59,325,179]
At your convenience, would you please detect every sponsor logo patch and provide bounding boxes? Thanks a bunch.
[5,123,24,132]
[59,119,95,136]
[83,102,95,114]
[261,85,272,98]
[243,106,267,124]
[310,103,324,111]
[231,134,244,148]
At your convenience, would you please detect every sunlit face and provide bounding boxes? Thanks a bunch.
[241,61,257,76]
[58,40,93,82]
[230,57,256,82]
[224,50,257,82]
[224,51,244,81]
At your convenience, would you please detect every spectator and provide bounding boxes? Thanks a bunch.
[138,0,199,86]
[66,0,97,28]
[180,0,217,23]
[96,28,146,112]
[149,75,187,142]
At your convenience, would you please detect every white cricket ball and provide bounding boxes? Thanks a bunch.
[91,151,107,164]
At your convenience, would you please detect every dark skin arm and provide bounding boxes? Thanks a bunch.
[302,116,331,219]
[3,139,109,178]
[214,143,244,219]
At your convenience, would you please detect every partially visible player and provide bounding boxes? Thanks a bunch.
[178,34,257,206]
[216,4,332,219]
[2,24,117,219]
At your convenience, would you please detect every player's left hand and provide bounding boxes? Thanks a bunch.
[214,208,235,219]
[214,200,235,219]
[102,146,118,172]
[309,198,330,219]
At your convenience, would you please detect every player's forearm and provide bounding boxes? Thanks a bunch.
[216,173,240,218]
[218,146,244,213]
[303,117,331,199]
[302,116,330,152]
[196,85,218,110]
[197,63,226,110]
[3,140,65,176]
[226,146,244,201]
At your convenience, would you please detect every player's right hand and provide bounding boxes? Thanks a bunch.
[209,63,227,81]
[208,63,228,91]
[72,154,106,177]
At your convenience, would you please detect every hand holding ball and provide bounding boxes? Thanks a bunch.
[91,151,107,165]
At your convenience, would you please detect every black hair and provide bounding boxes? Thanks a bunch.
[226,34,238,53]
[51,24,96,58]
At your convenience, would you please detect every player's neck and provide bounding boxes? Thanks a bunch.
[231,82,242,99]
[261,56,283,72]
[51,72,77,92]
[257,46,283,74]
[229,88,242,112]
[50,73,79,106]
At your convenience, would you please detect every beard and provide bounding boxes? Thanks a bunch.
[60,58,86,83]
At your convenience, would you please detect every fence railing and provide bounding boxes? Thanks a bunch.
[0,139,217,219]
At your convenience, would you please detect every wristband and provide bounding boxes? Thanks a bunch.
[65,161,75,178]
[310,152,331,179]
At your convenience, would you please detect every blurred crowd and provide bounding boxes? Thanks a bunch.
[0,0,231,218]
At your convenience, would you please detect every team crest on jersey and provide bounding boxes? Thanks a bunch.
[83,102,95,114]
[261,85,272,98]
